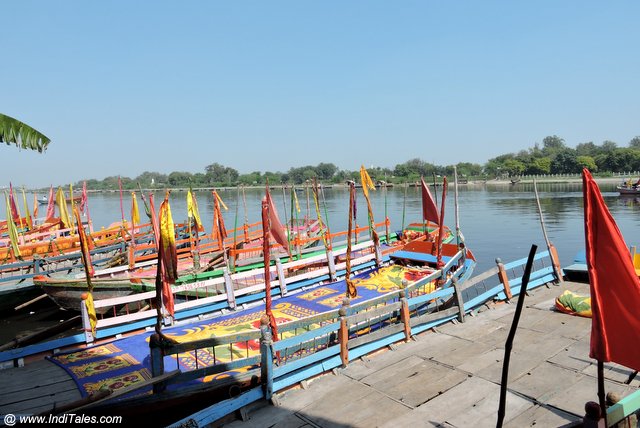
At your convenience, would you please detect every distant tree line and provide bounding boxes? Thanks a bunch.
[76,135,640,189]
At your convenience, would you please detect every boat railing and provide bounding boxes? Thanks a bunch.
[0,241,126,284]
[81,238,384,343]
[159,247,559,427]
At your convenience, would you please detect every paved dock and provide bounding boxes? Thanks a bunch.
[224,280,639,428]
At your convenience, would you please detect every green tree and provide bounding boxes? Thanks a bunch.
[550,149,579,173]
[576,156,597,171]
[0,113,50,152]
[542,135,565,156]
[503,159,526,176]
[525,157,551,175]
[629,136,640,150]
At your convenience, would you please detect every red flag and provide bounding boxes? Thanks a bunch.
[421,177,440,224]
[45,185,55,221]
[583,168,640,371]
[266,188,290,255]
[8,182,20,221]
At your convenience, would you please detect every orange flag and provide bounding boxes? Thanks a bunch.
[583,168,640,371]
[212,190,228,249]
[421,176,440,225]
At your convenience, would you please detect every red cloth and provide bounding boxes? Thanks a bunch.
[266,189,290,256]
[421,177,440,224]
[436,177,448,268]
[261,198,279,339]
[583,168,640,371]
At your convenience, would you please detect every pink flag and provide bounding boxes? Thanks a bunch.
[266,188,291,255]
[8,183,20,221]
[45,185,55,221]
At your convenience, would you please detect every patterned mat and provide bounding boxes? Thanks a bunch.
[48,264,433,398]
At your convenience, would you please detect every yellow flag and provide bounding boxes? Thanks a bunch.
[56,187,72,229]
[293,188,301,213]
[186,189,202,228]
[84,292,97,336]
[360,165,376,199]
[131,192,140,226]
[4,193,21,258]
[22,188,32,229]
[215,191,228,211]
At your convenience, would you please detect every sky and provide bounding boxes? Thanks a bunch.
[2,1,640,188]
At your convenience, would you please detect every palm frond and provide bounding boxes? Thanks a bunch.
[0,113,51,153]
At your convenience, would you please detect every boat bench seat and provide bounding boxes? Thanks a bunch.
[390,250,452,265]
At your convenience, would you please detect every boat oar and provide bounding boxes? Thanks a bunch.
[496,244,537,428]
[13,293,49,311]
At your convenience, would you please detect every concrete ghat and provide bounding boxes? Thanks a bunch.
[224,280,639,428]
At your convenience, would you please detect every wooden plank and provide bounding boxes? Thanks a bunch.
[347,324,404,349]
[409,307,459,328]
[347,301,402,326]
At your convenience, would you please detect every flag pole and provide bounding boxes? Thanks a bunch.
[533,179,563,283]
[597,360,607,422]
[454,166,460,248]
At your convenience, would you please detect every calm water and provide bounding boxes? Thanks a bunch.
[73,182,640,275]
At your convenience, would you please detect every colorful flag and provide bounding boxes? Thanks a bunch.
[56,187,72,229]
[148,193,160,251]
[8,183,20,221]
[421,177,440,224]
[187,189,202,230]
[266,187,290,255]
[157,194,177,316]
[212,190,228,249]
[261,197,279,339]
[32,192,39,220]
[345,182,358,298]
[22,188,32,229]
[73,206,96,334]
[360,165,375,200]
[45,185,55,221]
[80,181,88,214]
[73,206,95,278]
[4,193,21,258]
[131,192,140,227]
[583,169,640,371]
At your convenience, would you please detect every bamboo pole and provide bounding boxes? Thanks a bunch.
[496,244,537,428]
[533,179,563,283]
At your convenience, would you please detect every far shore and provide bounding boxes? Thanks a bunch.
[13,175,633,193]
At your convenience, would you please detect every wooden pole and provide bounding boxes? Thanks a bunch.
[533,179,563,283]
[496,244,538,428]
[598,360,607,426]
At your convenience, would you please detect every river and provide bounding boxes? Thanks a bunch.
[1,181,638,343]
[77,181,640,274]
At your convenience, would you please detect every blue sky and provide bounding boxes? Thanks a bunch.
[2,1,639,188]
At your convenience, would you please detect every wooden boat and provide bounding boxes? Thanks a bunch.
[34,275,140,313]
[617,185,640,195]
[9,236,515,426]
